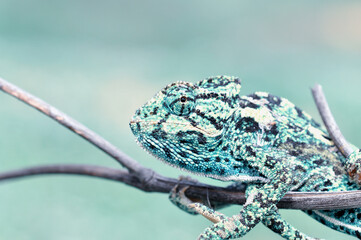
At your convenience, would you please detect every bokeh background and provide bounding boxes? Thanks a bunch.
[0,1,360,239]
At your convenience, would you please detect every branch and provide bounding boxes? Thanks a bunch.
[0,77,360,210]
[1,164,361,210]
[312,84,353,157]
[0,77,143,173]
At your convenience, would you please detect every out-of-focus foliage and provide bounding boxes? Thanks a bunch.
[0,1,360,239]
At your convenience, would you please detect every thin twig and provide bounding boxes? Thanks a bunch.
[0,77,144,173]
[312,84,353,157]
[1,164,361,210]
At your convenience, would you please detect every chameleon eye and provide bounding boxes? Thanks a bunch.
[165,86,195,116]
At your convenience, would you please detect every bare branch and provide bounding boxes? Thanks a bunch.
[0,77,144,173]
[1,164,361,210]
[312,84,353,157]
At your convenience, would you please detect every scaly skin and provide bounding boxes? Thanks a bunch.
[130,76,361,239]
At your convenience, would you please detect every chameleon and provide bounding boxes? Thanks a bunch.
[129,76,361,239]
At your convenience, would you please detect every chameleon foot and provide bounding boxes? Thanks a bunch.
[188,202,226,223]
[346,149,361,185]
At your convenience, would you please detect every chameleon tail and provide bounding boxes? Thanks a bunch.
[305,209,361,239]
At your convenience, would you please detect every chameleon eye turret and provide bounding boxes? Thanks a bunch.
[130,76,361,240]
[165,84,195,116]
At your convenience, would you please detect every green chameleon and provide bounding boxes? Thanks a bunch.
[129,76,361,239]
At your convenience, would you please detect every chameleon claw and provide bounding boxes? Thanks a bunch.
[188,202,226,223]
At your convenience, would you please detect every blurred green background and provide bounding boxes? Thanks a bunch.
[0,1,360,239]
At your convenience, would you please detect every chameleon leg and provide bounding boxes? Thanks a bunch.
[197,164,307,240]
[247,184,321,240]
[169,185,199,215]
[189,202,227,223]
[169,184,228,222]
[345,149,361,185]
[262,208,322,240]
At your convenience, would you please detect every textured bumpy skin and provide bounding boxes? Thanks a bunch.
[130,76,361,239]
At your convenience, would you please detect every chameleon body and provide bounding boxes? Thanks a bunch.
[129,76,361,239]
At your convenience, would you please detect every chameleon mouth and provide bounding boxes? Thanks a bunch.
[130,119,218,137]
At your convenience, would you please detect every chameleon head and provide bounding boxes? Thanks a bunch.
[130,76,242,176]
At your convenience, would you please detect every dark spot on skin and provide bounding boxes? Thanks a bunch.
[356,231,361,239]
[224,158,229,162]
[267,94,282,106]
[208,148,215,152]
[205,167,212,173]
[248,93,261,100]
[320,218,326,225]
[176,131,185,138]
[243,117,261,133]
[178,161,186,168]
[215,157,221,162]
[313,159,325,166]
[295,106,304,118]
[152,107,158,115]
[222,145,229,151]
[179,151,187,158]
[289,149,302,156]
[198,135,207,145]
[179,139,191,144]
[245,146,256,157]
[324,180,332,187]
[264,156,275,169]
[335,210,346,218]
[219,169,225,175]
[158,118,166,124]
[241,101,259,109]
[195,109,223,130]
[207,78,212,83]
[235,158,244,162]
[215,135,222,141]
[179,104,185,115]
[204,158,210,162]
[322,135,332,141]
[294,165,307,173]
[184,116,197,127]
[148,142,156,150]
[265,124,279,136]
[235,118,242,130]
[191,148,199,154]
[136,123,141,132]
[193,160,199,164]
[163,147,172,158]
[194,92,219,101]
[357,213,361,220]
[333,166,343,175]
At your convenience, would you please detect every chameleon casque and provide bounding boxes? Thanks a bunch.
[129,76,361,239]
